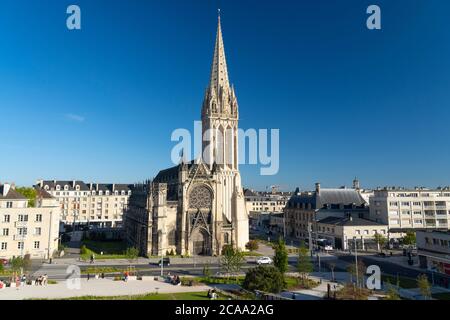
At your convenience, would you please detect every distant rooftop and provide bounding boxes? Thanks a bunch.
[317,216,385,227]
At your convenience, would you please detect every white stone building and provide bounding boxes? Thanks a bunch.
[36,180,131,228]
[369,187,450,238]
[0,183,59,259]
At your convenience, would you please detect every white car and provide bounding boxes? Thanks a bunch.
[256,256,273,265]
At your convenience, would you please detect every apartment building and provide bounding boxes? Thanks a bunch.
[369,188,450,238]
[0,183,59,259]
[244,189,291,213]
[285,183,370,241]
[36,180,132,228]
[416,230,450,277]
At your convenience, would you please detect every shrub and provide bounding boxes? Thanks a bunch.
[80,245,88,255]
[245,240,259,252]
[243,266,286,294]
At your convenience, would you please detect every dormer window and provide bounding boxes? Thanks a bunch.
[99,191,103,196]
[64,185,69,191]
[106,191,110,196]
[44,185,49,190]
[115,191,118,196]
[56,185,61,191]
[76,185,80,191]
[92,191,96,196]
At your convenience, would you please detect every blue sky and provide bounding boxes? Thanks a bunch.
[1,0,450,191]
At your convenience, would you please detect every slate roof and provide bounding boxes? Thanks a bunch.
[317,216,384,227]
[39,180,131,193]
[0,185,27,200]
[288,188,366,209]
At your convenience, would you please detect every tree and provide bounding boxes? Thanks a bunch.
[273,237,288,274]
[221,245,245,278]
[15,187,37,207]
[203,261,211,280]
[9,256,31,273]
[297,243,313,283]
[402,231,416,247]
[374,233,387,252]
[245,240,259,252]
[125,247,139,263]
[347,260,366,288]
[417,274,432,300]
[384,280,401,300]
[243,266,286,293]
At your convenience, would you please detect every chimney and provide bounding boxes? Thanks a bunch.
[73,180,76,188]
[3,183,11,196]
[112,184,115,192]
[315,182,321,193]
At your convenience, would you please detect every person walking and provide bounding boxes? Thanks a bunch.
[87,273,90,281]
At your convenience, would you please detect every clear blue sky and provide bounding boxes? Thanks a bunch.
[1,0,450,191]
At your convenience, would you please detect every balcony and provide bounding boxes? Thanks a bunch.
[13,234,27,241]
[15,221,27,227]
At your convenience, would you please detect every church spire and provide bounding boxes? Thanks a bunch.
[209,11,230,94]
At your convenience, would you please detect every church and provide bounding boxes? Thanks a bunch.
[124,15,249,256]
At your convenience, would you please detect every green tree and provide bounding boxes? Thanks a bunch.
[347,260,366,288]
[402,231,416,246]
[297,243,313,283]
[245,240,259,252]
[221,245,245,278]
[9,256,31,273]
[203,261,211,280]
[417,274,432,300]
[15,187,37,207]
[243,265,286,293]
[273,237,288,274]
[384,280,401,300]
[374,233,387,252]
[125,247,139,263]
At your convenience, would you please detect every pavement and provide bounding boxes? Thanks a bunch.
[0,278,211,300]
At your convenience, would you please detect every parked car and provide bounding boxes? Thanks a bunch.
[158,257,171,267]
[256,256,273,265]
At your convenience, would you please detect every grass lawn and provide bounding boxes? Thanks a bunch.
[60,291,227,300]
[382,275,418,289]
[81,240,130,260]
[432,292,450,300]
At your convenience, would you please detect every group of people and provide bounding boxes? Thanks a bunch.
[167,273,181,286]
[207,289,218,300]
[0,274,49,289]
[34,274,48,286]
[87,273,105,281]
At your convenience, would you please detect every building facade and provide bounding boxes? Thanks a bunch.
[0,183,59,259]
[316,216,388,250]
[417,230,450,277]
[369,188,450,238]
[124,15,249,257]
[36,180,132,228]
[244,189,291,213]
[285,183,370,241]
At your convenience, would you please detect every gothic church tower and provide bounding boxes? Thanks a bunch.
[201,14,249,249]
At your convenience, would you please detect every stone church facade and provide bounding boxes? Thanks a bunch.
[124,16,249,256]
